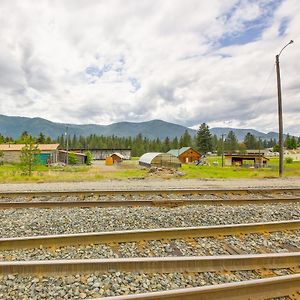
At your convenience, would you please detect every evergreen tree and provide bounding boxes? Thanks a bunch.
[211,135,219,152]
[224,131,238,153]
[196,123,213,154]
[20,137,40,176]
[244,133,258,149]
[37,132,46,144]
[285,136,297,149]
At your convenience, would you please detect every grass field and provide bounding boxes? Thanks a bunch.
[180,157,300,179]
[0,157,299,183]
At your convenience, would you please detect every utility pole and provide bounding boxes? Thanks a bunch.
[221,134,225,167]
[65,126,69,165]
[275,40,294,177]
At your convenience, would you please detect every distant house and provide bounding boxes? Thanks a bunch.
[139,152,181,168]
[69,148,131,160]
[168,147,201,163]
[225,153,269,167]
[284,148,300,161]
[0,144,59,164]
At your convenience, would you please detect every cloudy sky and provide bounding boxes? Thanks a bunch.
[0,0,299,135]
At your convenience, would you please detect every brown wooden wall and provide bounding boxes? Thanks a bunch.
[178,149,201,163]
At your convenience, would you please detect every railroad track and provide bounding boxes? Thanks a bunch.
[1,187,300,299]
[0,187,299,199]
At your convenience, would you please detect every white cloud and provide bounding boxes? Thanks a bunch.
[0,0,299,135]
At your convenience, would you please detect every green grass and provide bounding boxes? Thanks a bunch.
[0,157,299,183]
[180,157,300,179]
[0,162,147,183]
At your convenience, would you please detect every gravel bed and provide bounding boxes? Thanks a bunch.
[1,231,299,261]
[1,204,300,238]
[0,270,289,299]
[0,191,298,203]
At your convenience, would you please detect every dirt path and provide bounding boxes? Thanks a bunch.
[0,177,299,192]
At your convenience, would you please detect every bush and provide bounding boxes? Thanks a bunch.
[85,151,92,165]
[285,157,293,164]
[68,152,78,165]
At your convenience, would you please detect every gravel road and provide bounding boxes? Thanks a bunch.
[0,178,299,193]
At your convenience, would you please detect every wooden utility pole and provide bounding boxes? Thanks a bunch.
[275,40,294,177]
[221,134,225,167]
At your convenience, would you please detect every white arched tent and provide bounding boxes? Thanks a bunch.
[139,152,181,168]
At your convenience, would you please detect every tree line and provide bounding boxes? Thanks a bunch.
[1,125,299,157]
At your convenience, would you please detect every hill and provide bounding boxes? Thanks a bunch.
[0,114,287,141]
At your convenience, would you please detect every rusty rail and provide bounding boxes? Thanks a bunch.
[1,252,300,275]
[0,187,299,199]
[1,220,299,250]
[101,274,300,300]
[1,197,300,209]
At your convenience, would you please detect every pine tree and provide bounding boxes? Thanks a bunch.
[244,133,258,149]
[37,132,46,144]
[196,123,212,154]
[20,137,40,176]
[224,131,238,153]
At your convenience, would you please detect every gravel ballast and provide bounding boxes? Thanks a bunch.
[0,269,292,300]
[1,204,300,238]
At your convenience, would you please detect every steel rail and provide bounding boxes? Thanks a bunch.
[1,197,300,209]
[0,197,300,209]
[1,220,299,250]
[101,274,300,300]
[0,187,299,198]
[1,252,300,275]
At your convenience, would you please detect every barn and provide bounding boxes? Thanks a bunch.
[0,144,59,164]
[168,147,201,163]
[139,152,181,168]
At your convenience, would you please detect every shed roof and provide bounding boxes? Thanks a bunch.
[0,144,59,151]
[58,150,87,157]
[168,147,200,157]
[225,153,269,160]
[111,152,124,159]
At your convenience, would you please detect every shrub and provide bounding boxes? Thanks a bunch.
[285,157,293,164]
[68,152,78,165]
[85,151,92,165]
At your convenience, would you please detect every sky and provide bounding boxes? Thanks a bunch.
[0,0,299,135]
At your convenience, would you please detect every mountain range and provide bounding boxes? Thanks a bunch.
[0,114,287,141]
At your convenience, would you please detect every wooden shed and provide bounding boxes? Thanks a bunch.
[168,147,201,163]
[139,152,181,168]
[58,150,87,164]
[225,153,269,167]
[110,152,124,163]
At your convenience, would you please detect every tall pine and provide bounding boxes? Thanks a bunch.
[196,123,212,154]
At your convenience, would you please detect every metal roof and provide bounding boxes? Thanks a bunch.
[111,152,124,159]
[59,150,87,157]
[168,147,195,157]
[0,144,59,151]
[139,152,163,164]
